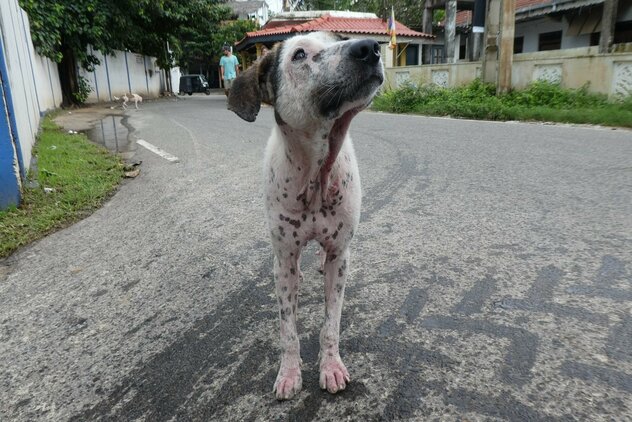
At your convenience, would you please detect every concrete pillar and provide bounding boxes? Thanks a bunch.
[422,0,434,64]
[599,0,619,53]
[482,0,501,84]
[471,0,486,61]
[445,0,457,63]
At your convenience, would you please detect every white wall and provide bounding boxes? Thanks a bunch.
[79,49,162,103]
[386,47,632,97]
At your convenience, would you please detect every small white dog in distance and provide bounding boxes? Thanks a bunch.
[228,32,384,400]
[113,93,143,109]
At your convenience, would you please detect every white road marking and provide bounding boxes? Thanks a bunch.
[136,139,179,162]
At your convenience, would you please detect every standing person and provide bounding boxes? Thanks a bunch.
[219,45,239,97]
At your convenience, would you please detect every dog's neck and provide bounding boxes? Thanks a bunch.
[274,110,357,209]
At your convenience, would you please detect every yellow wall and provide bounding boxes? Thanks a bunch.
[384,46,632,97]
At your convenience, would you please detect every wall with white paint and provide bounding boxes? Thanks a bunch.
[79,49,162,103]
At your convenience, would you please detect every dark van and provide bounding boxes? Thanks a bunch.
[178,74,211,95]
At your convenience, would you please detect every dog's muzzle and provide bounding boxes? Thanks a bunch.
[316,38,384,119]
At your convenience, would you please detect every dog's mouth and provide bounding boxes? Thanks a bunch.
[317,66,383,120]
[368,71,385,86]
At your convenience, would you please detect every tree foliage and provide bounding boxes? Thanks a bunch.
[19,0,254,103]
[20,0,238,69]
[179,17,258,70]
[289,0,431,28]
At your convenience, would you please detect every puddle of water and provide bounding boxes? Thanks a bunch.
[86,115,136,160]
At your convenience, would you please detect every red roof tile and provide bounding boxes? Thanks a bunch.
[455,10,472,27]
[242,14,432,41]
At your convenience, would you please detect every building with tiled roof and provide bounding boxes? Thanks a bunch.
[237,12,432,47]
[234,11,436,68]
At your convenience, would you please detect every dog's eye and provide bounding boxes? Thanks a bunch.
[292,49,306,61]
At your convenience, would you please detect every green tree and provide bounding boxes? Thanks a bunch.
[19,0,235,105]
[178,13,257,71]
[290,0,427,28]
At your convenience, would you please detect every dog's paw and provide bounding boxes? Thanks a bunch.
[319,356,350,394]
[274,367,302,400]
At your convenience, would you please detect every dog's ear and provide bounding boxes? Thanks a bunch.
[228,47,278,122]
[228,66,261,122]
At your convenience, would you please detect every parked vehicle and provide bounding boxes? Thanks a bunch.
[178,74,211,95]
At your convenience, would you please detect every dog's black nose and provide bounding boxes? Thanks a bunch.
[349,39,380,64]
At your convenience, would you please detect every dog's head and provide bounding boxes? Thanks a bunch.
[228,32,384,128]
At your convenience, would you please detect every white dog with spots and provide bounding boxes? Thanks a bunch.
[228,32,384,400]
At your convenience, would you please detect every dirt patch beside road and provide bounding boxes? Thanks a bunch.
[54,104,125,132]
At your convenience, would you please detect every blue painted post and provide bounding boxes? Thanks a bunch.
[0,39,23,209]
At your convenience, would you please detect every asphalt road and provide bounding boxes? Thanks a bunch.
[1,95,631,421]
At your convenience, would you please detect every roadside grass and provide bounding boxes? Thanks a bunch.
[372,80,632,128]
[0,115,124,258]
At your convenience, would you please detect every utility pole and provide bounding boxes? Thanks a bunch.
[481,0,515,94]
[498,0,515,93]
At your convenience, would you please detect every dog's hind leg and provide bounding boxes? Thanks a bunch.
[273,251,303,400]
[319,248,351,394]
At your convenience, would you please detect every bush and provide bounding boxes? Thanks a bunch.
[372,79,632,127]
[508,81,608,109]
[72,75,92,104]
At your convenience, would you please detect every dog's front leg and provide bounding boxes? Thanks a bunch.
[319,248,351,394]
[273,252,302,400]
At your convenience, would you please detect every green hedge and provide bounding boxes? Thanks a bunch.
[372,80,632,128]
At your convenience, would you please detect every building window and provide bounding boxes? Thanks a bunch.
[406,44,419,66]
[514,36,524,54]
[590,32,600,46]
[538,31,562,51]
[614,21,632,43]
[431,45,444,64]
[459,43,467,60]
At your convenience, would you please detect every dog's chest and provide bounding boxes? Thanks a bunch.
[265,142,360,250]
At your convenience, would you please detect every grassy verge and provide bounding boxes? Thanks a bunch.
[0,115,124,258]
[372,80,632,128]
